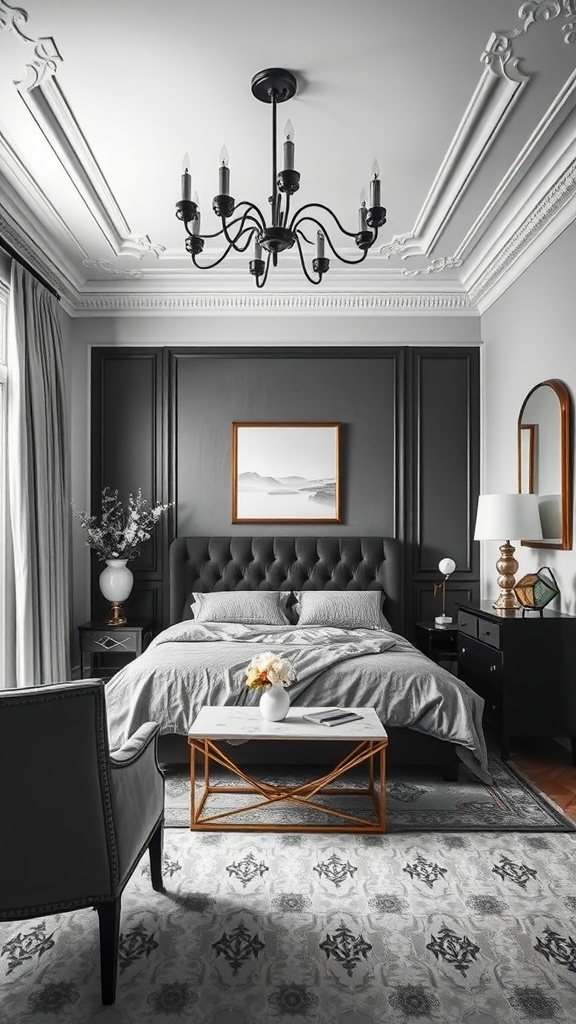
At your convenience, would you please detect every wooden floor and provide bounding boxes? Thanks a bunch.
[508,736,576,824]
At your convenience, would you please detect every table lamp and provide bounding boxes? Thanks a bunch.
[474,493,543,611]
[433,557,456,625]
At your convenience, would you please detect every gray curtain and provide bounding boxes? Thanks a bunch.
[6,263,70,685]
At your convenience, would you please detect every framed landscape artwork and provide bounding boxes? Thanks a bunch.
[232,422,341,523]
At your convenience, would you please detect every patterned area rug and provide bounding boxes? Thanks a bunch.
[162,749,575,832]
[2,830,576,1023]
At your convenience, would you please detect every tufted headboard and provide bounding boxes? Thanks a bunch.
[169,536,403,634]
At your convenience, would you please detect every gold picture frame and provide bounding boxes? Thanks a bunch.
[232,422,341,524]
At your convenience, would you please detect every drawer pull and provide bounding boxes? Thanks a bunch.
[461,647,466,655]
[489,665,497,673]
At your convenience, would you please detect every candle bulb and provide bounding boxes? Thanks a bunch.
[283,119,295,171]
[181,152,192,202]
[358,188,368,231]
[192,191,201,235]
[219,145,230,195]
[316,230,325,260]
[254,238,262,261]
[370,158,381,207]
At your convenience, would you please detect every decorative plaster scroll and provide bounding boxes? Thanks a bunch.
[378,235,420,260]
[72,291,475,316]
[518,1,576,43]
[120,236,167,259]
[402,257,462,278]
[480,32,527,82]
[0,1,62,88]
[82,258,143,279]
[469,158,576,306]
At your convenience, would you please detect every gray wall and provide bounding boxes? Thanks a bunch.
[90,345,480,636]
[173,352,399,536]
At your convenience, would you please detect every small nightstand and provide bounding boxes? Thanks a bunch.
[415,621,459,672]
[78,620,153,679]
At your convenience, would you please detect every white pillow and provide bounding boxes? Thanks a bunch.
[293,590,392,630]
[190,591,291,625]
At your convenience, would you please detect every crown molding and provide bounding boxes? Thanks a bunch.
[455,68,576,263]
[0,207,76,305]
[70,290,476,318]
[468,156,576,311]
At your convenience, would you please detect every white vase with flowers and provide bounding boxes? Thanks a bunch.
[72,487,171,626]
[244,650,296,721]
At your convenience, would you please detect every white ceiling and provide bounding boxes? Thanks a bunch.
[0,0,575,315]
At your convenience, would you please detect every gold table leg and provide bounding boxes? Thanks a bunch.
[188,736,388,833]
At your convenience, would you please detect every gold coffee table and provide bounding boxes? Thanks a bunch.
[187,706,388,833]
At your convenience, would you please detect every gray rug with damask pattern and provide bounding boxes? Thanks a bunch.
[2,829,576,1023]
[162,749,575,832]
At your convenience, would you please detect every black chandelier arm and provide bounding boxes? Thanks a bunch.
[220,217,260,254]
[288,202,361,241]
[294,219,371,266]
[191,238,237,271]
[221,201,266,242]
[293,232,324,286]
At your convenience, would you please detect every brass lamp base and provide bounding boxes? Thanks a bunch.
[493,540,520,611]
[104,602,127,626]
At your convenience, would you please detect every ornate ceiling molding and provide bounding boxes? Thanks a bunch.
[2,2,166,264]
[402,257,462,278]
[0,0,62,88]
[0,208,74,301]
[379,44,529,268]
[81,258,143,279]
[71,291,475,317]
[468,157,576,308]
[518,1,576,45]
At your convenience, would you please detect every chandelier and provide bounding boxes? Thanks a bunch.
[175,68,387,287]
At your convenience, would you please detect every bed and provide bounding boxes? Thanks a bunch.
[105,536,490,782]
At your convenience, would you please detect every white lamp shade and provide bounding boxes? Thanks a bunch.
[474,493,543,541]
[438,557,456,576]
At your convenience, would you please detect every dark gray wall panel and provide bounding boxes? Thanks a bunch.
[91,349,164,624]
[91,345,479,635]
[171,351,401,537]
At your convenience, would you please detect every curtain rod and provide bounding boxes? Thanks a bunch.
[0,237,61,300]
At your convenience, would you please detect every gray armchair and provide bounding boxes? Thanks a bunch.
[0,678,165,1004]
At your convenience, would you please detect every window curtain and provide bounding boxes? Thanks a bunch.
[5,262,70,685]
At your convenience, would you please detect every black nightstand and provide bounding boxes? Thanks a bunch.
[415,621,459,672]
[78,620,153,679]
[457,603,576,762]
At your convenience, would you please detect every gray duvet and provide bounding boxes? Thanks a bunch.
[105,620,490,781]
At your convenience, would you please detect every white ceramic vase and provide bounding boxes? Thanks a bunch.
[259,686,291,722]
[99,558,133,625]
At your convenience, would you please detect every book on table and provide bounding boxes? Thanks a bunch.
[302,708,363,727]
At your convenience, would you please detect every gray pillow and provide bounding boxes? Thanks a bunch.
[190,591,291,625]
[293,590,392,630]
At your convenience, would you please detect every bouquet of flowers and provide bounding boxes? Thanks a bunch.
[244,651,296,690]
[72,487,171,561]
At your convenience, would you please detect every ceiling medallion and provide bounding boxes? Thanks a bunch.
[175,68,386,287]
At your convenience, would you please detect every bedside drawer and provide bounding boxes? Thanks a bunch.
[476,620,501,650]
[457,610,478,638]
[458,635,503,690]
[80,630,139,654]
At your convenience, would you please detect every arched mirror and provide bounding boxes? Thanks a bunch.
[517,379,573,550]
